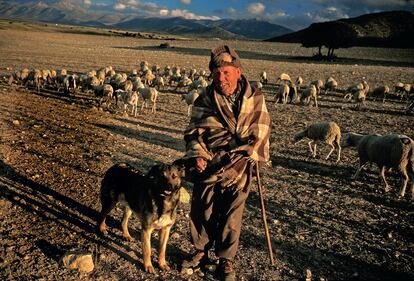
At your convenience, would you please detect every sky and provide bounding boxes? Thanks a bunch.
[82,0,414,30]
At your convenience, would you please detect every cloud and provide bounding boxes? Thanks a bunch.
[83,0,92,5]
[170,9,220,20]
[247,3,265,15]
[305,6,349,22]
[180,0,192,4]
[311,0,414,17]
[113,3,126,10]
[227,7,237,17]
[159,9,169,16]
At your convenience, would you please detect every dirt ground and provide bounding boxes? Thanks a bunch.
[0,23,414,281]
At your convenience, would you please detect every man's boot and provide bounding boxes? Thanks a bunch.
[217,258,236,281]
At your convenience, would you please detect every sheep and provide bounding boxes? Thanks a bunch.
[250,81,263,90]
[8,68,30,85]
[344,81,369,107]
[94,84,114,105]
[28,69,42,92]
[119,80,133,92]
[344,88,366,108]
[189,76,208,90]
[138,86,158,113]
[371,85,390,103]
[310,79,324,95]
[293,121,341,162]
[115,89,139,117]
[63,74,77,96]
[175,75,192,91]
[300,84,318,107]
[275,83,289,104]
[295,76,303,88]
[276,73,291,83]
[346,82,364,94]
[341,133,414,199]
[143,70,156,86]
[260,71,268,84]
[394,82,411,100]
[287,81,298,103]
[152,75,165,90]
[182,89,202,116]
[325,77,338,93]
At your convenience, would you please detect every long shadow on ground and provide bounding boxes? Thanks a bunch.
[0,160,187,275]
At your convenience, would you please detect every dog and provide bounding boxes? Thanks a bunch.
[97,162,184,273]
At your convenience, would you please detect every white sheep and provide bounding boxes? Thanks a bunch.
[277,73,291,83]
[295,76,303,88]
[8,68,30,85]
[341,133,414,199]
[275,83,289,104]
[394,82,411,99]
[138,86,158,113]
[182,89,202,116]
[260,71,268,84]
[310,79,324,95]
[189,77,208,91]
[63,74,77,96]
[325,77,338,93]
[293,122,341,162]
[300,84,318,107]
[115,89,139,117]
[344,88,366,107]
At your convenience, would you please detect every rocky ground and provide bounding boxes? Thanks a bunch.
[0,23,414,281]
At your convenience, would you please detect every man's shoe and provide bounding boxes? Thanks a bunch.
[217,258,236,281]
[181,251,209,270]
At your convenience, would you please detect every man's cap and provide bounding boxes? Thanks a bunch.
[209,45,242,71]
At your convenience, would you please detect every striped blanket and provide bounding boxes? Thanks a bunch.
[184,75,271,191]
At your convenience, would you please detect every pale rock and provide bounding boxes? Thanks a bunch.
[62,251,94,273]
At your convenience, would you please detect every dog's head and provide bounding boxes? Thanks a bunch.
[147,163,185,198]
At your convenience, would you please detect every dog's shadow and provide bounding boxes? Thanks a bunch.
[0,160,186,273]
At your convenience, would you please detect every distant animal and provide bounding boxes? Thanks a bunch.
[260,71,268,84]
[97,162,185,273]
[300,84,318,107]
[293,122,342,162]
[341,133,414,199]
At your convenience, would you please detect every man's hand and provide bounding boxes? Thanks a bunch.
[195,157,207,173]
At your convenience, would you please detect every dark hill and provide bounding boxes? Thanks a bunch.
[266,11,414,48]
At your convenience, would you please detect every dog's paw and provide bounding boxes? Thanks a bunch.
[123,234,132,241]
[97,226,107,236]
[159,263,170,271]
[144,264,155,273]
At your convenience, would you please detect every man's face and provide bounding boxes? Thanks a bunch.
[212,65,241,96]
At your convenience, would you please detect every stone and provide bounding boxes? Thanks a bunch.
[62,251,94,273]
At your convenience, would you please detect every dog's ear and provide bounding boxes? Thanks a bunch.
[147,164,162,180]
[172,158,186,177]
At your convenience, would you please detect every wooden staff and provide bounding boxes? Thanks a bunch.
[255,163,275,265]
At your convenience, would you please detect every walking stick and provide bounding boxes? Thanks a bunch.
[255,163,275,265]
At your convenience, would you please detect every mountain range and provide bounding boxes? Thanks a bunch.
[0,0,293,39]
[266,11,414,48]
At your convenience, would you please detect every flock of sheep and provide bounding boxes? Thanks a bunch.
[292,121,414,201]
[7,62,210,116]
[257,71,414,111]
[6,63,414,201]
